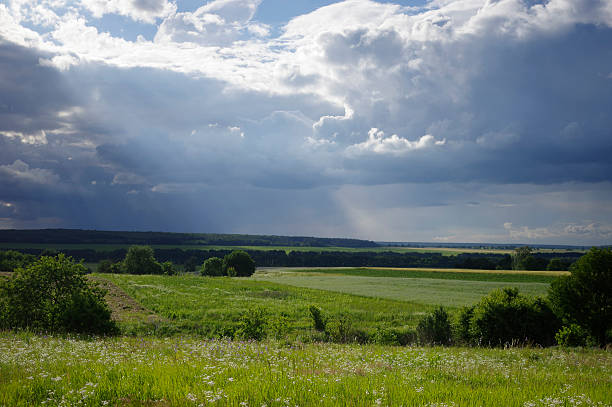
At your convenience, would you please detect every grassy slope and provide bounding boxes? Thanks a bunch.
[1,333,610,406]
[253,269,553,307]
[99,273,437,336]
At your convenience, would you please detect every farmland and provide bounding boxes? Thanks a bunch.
[1,256,610,406]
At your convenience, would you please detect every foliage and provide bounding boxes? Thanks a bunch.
[416,306,453,345]
[0,254,117,334]
[123,245,162,275]
[97,259,113,274]
[464,288,559,346]
[235,306,267,340]
[512,246,533,270]
[160,261,176,276]
[555,324,590,347]
[457,306,475,343]
[201,257,224,276]
[223,250,255,277]
[549,247,612,346]
[269,312,290,340]
[0,250,36,272]
[309,305,327,332]
[325,312,353,343]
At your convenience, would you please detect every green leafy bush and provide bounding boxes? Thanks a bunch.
[223,251,255,277]
[465,288,559,346]
[549,248,612,346]
[555,324,590,347]
[201,257,223,276]
[269,312,290,340]
[235,307,267,340]
[0,254,117,335]
[326,313,353,343]
[161,261,176,276]
[0,250,36,272]
[416,306,453,345]
[309,305,326,332]
[124,245,163,275]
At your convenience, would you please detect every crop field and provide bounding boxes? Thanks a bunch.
[252,268,556,307]
[98,273,437,337]
[1,332,611,407]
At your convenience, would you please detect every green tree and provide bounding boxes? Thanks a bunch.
[161,261,176,276]
[0,254,117,334]
[223,250,255,277]
[512,246,533,270]
[201,257,223,276]
[549,248,612,346]
[123,245,162,275]
[416,306,453,345]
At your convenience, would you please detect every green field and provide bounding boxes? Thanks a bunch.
[99,273,437,337]
[252,268,554,307]
[1,332,610,406]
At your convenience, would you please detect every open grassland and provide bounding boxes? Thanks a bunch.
[98,274,436,337]
[252,269,553,307]
[1,332,610,407]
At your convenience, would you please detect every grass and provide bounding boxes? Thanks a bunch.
[252,269,553,307]
[1,332,610,406]
[98,273,437,337]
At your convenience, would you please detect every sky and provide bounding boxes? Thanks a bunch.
[0,0,611,245]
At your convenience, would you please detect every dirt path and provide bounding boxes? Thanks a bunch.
[88,275,165,323]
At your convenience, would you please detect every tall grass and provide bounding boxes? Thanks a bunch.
[1,332,610,406]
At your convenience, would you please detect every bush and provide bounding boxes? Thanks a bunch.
[416,306,452,346]
[325,313,353,343]
[201,257,223,276]
[223,251,255,277]
[309,305,326,332]
[161,261,176,276]
[269,312,290,340]
[466,288,559,346]
[549,248,612,346]
[0,254,117,335]
[555,324,590,347]
[0,250,36,272]
[235,307,267,340]
[124,245,162,275]
[370,326,401,346]
[457,306,474,344]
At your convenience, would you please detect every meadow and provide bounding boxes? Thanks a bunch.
[252,268,556,307]
[1,332,610,406]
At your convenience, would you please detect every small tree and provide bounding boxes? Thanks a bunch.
[123,245,162,275]
[161,261,177,276]
[223,251,255,277]
[0,254,117,334]
[512,246,533,270]
[201,257,223,276]
[549,248,612,346]
[416,306,453,345]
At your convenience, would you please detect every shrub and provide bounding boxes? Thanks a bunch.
[457,306,474,344]
[370,326,401,346]
[97,259,113,274]
[555,324,590,347]
[161,261,176,276]
[416,306,453,346]
[124,246,162,275]
[549,248,612,346]
[223,251,255,277]
[326,313,353,343]
[201,257,223,276]
[0,250,36,272]
[269,312,290,340]
[467,288,559,346]
[235,307,267,341]
[309,305,326,331]
[0,254,117,335]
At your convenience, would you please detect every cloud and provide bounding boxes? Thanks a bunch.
[80,0,177,24]
[504,221,612,241]
[346,128,445,156]
[0,160,59,184]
